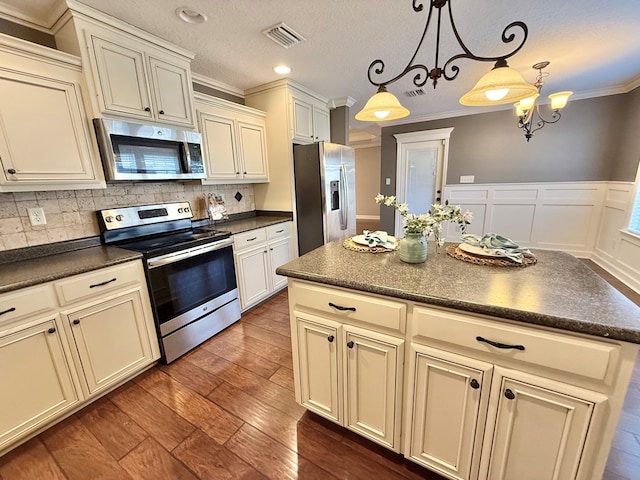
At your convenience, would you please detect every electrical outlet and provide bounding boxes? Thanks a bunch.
[460,175,475,184]
[28,207,47,226]
[385,177,391,185]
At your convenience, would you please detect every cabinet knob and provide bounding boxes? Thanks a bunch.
[504,388,516,400]
[7,168,16,174]
[47,327,56,334]
[159,110,165,115]
[144,107,151,112]
[236,172,240,175]
[243,171,247,175]
[327,335,334,343]
[347,341,354,349]
[470,379,480,389]
[72,319,80,325]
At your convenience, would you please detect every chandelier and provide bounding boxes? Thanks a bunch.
[355,0,538,122]
[514,62,573,142]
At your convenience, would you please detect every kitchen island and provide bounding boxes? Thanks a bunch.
[276,240,640,480]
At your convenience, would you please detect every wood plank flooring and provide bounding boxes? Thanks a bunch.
[1,261,638,480]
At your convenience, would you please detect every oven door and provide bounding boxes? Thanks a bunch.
[146,239,237,334]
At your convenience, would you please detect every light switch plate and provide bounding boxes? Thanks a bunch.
[28,207,47,225]
[460,175,475,184]
[385,177,391,185]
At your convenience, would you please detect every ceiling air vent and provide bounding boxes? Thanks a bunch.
[263,22,306,48]
[405,88,426,97]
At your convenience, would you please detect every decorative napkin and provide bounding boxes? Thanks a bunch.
[362,230,397,249]
[459,233,534,263]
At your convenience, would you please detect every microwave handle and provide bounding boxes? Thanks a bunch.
[183,141,193,173]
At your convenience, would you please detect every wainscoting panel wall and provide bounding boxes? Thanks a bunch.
[443,182,607,256]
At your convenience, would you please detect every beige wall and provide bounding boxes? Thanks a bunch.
[355,146,381,217]
[0,182,255,252]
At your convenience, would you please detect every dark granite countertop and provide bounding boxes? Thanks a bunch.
[276,240,640,344]
[0,244,142,294]
[0,214,292,295]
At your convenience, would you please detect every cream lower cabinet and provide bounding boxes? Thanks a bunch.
[0,260,159,455]
[0,316,79,451]
[234,223,292,310]
[295,312,404,450]
[63,289,154,397]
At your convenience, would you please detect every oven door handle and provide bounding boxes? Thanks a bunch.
[147,238,233,269]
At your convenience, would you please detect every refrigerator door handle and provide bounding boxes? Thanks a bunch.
[340,163,348,230]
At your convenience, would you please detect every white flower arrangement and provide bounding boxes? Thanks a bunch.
[375,193,473,245]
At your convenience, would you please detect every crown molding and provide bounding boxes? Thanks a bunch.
[0,3,54,32]
[191,73,244,98]
[328,96,357,109]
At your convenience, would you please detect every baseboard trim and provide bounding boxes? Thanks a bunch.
[356,215,380,221]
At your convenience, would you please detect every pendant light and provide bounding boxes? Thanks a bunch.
[356,0,533,122]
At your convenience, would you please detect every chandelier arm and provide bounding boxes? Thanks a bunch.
[366,1,436,88]
[442,18,529,80]
[534,108,562,125]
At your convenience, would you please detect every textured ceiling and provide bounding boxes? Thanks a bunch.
[2,0,640,140]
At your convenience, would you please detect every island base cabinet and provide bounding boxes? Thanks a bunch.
[478,367,607,480]
[297,315,341,423]
[0,317,79,451]
[405,345,492,480]
[63,289,154,397]
[294,311,404,451]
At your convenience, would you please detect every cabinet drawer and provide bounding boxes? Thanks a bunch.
[54,262,141,306]
[0,285,57,328]
[234,228,267,251]
[266,222,290,240]
[413,306,620,382]
[292,281,406,333]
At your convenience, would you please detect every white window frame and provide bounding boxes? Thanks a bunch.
[627,162,640,235]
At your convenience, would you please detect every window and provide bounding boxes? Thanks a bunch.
[629,187,640,234]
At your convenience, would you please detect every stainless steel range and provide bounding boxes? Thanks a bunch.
[98,202,240,363]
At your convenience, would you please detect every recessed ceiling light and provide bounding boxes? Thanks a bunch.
[274,65,291,75]
[175,7,208,24]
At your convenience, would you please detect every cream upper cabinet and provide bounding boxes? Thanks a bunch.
[291,91,331,144]
[195,93,269,184]
[53,1,196,128]
[0,35,104,192]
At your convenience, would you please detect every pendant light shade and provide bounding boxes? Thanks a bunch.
[355,86,410,122]
[459,62,538,106]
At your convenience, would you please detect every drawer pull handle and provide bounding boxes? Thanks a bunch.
[0,307,16,316]
[89,277,117,288]
[72,319,80,325]
[276,229,284,233]
[476,336,525,351]
[328,302,356,312]
[470,379,480,389]
[47,327,56,334]
[504,389,516,400]
[347,341,354,349]
[247,237,257,241]
[327,335,334,343]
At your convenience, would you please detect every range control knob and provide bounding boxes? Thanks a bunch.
[184,207,190,213]
[104,216,114,223]
[178,208,183,213]
[115,215,124,221]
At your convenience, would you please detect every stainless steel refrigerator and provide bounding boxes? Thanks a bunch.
[293,142,356,255]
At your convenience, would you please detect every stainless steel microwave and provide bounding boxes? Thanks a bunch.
[93,118,205,181]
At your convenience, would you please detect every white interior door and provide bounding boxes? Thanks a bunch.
[394,139,445,237]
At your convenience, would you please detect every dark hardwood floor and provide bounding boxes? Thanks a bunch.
[0,261,638,480]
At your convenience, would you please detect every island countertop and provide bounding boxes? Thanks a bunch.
[276,240,640,344]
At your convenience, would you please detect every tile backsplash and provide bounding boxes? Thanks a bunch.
[0,182,255,252]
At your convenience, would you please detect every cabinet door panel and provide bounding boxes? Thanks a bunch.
[66,290,152,396]
[268,237,292,291]
[480,367,606,480]
[344,327,404,451]
[0,318,78,449]
[91,36,152,118]
[200,113,239,180]
[312,105,330,142]
[148,56,193,126]
[291,96,314,143]
[235,246,269,310]
[0,73,96,183]
[296,315,341,422]
[237,120,268,179]
[407,345,492,480]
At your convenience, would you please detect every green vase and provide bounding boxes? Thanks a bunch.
[399,232,427,263]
